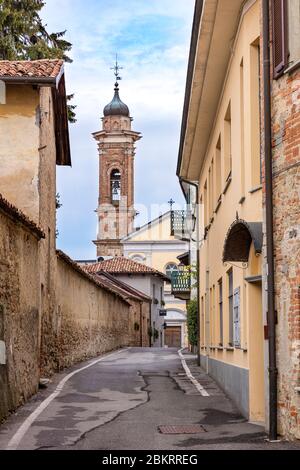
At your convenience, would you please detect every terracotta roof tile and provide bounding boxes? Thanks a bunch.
[84,257,170,282]
[0,59,64,80]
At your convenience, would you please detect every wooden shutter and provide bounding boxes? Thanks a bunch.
[233,287,241,348]
[271,0,288,78]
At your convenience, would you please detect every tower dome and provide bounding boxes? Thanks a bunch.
[103,82,130,117]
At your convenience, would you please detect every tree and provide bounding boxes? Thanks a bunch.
[187,299,198,347]
[0,0,76,122]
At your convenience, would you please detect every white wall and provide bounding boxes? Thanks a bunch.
[114,274,165,347]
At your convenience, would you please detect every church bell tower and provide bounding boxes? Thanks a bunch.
[93,60,141,258]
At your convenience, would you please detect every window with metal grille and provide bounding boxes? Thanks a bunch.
[165,263,178,279]
[271,0,288,78]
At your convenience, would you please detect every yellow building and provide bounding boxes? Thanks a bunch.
[177,0,265,423]
[122,211,189,348]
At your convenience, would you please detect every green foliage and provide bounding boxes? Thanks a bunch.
[153,328,159,340]
[0,0,72,61]
[187,299,198,346]
[0,0,76,121]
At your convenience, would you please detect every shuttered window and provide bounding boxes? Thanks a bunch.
[233,287,241,348]
[218,279,223,346]
[228,270,234,346]
[271,0,288,77]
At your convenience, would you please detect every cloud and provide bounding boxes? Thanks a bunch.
[42,0,194,259]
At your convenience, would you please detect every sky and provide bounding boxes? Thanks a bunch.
[42,0,195,260]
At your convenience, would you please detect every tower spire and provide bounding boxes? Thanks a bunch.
[110,54,123,86]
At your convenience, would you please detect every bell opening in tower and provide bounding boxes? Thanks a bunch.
[111,169,121,205]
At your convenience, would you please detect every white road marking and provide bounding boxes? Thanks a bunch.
[178,349,210,397]
[6,349,126,450]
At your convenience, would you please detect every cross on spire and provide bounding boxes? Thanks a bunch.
[110,54,123,82]
[168,198,175,211]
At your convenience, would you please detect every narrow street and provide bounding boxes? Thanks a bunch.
[0,348,299,451]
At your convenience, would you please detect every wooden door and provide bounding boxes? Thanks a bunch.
[164,326,181,348]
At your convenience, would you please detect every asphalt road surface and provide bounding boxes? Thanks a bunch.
[0,348,299,450]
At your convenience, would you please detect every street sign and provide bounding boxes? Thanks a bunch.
[159,309,167,317]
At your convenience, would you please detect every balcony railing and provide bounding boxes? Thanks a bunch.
[170,210,194,241]
[171,271,191,300]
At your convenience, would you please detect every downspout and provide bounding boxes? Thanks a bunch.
[262,0,277,441]
[179,177,200,367]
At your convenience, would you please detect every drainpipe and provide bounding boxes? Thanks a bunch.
[179,177,200,367]
[262,0,277,441]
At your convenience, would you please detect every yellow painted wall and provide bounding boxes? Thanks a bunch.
[196,1,265,422]
[0,85,40,223]
[129,214,173,242]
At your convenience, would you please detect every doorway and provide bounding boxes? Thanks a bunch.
[164,326,181,348]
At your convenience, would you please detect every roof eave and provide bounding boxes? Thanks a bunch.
[0,76,57,86]
[177,0,245,181]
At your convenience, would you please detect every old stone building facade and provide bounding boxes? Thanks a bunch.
[93,79,141,258]
[0,60,135,421]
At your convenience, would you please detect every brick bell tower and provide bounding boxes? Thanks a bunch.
[93,60,141,258]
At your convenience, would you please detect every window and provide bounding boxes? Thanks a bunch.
[272,0,300,77]
[209,162,214,219]
[210,286,215,346]
[152,284,156,304]
[215,136,222,203]
[111,169,121,202]
[224,102,232,181]
[287,0,300,66]
[203,181,208,228]
[131,255,144,263]
[233,287,241,348]
[272,0,288,77]
[165,263,178,280]
[201,296,204,346]
[240,59,245,198]
[228,269,234,346]
[218,278,223,346]
[250,41,261,188]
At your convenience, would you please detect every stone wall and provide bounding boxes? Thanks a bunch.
[127,300,150,347]
[40,252,131,374]
[0,198,44,422]
[271,68,300,440]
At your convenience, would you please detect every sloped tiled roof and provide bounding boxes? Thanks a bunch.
[0,59,64,81]
[84,257,170,282]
